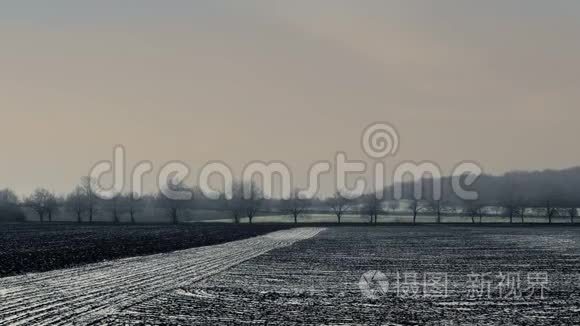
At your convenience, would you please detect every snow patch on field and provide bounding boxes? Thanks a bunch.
[0,227,325,326]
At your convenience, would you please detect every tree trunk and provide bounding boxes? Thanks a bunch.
[437,211,441,224]
[77,212,82,223]
[509,210,513,224]
[39,212,44,224]
[337,215,341,224]
[48,210,53,223]
[130,210,135,224]
[294,214,298,224]
[413,211,417,224]
[521,209,525,223]
[248,216,253,224]
[89,208,93,223]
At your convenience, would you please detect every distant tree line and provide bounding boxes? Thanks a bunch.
[0,189,25,222]
[381,167,580,224]
[1,167,580,225]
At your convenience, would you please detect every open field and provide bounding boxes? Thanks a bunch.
[1,225,579,325]
[0,228,324,325]
[95,226,580,325]
[0,223,292,277]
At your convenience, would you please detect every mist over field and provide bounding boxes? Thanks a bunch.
[1,1,579,325]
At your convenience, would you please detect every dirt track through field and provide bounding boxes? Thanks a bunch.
[0,227,325,326]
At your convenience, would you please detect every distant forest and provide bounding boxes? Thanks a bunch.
[393,166,580,207]
[1,167,580,224]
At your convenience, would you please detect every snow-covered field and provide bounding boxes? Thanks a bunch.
[1,226,579,325]
[0,228,324,325]
[96,226,580,325]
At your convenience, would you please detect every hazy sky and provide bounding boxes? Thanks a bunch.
[1,1,579,196]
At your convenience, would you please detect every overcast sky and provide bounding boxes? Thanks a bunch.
[1,1,579,196]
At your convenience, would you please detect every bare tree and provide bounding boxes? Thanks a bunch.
[503,202,519,224]
[281,189,311,224]
[545,200,558,224]
[463,199,485,224]
[25,189,58,223]
[123,193,142,224]
[519,204,527,223]
[361,194,383,225]
[409,199,428,224]
[226,182,244,224]
[103,195,123,223]
[157,182,194,224]
[45,193,59,223]
[500,176,521,224]
[328,192,350,224]
[81,177,98,223]
[500,193,528,224]
[427,199,454,224]
[25,188,52,223]
[566,207,578,224]
[243,181,262,224]
[66,186,86,223]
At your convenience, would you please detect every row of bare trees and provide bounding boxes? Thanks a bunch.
[14,179,268,225]
[332,194,578,225]
[2,171,580,224]
[5,177,192,224]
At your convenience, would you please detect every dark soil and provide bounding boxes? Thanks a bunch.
[0,223,292,277]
